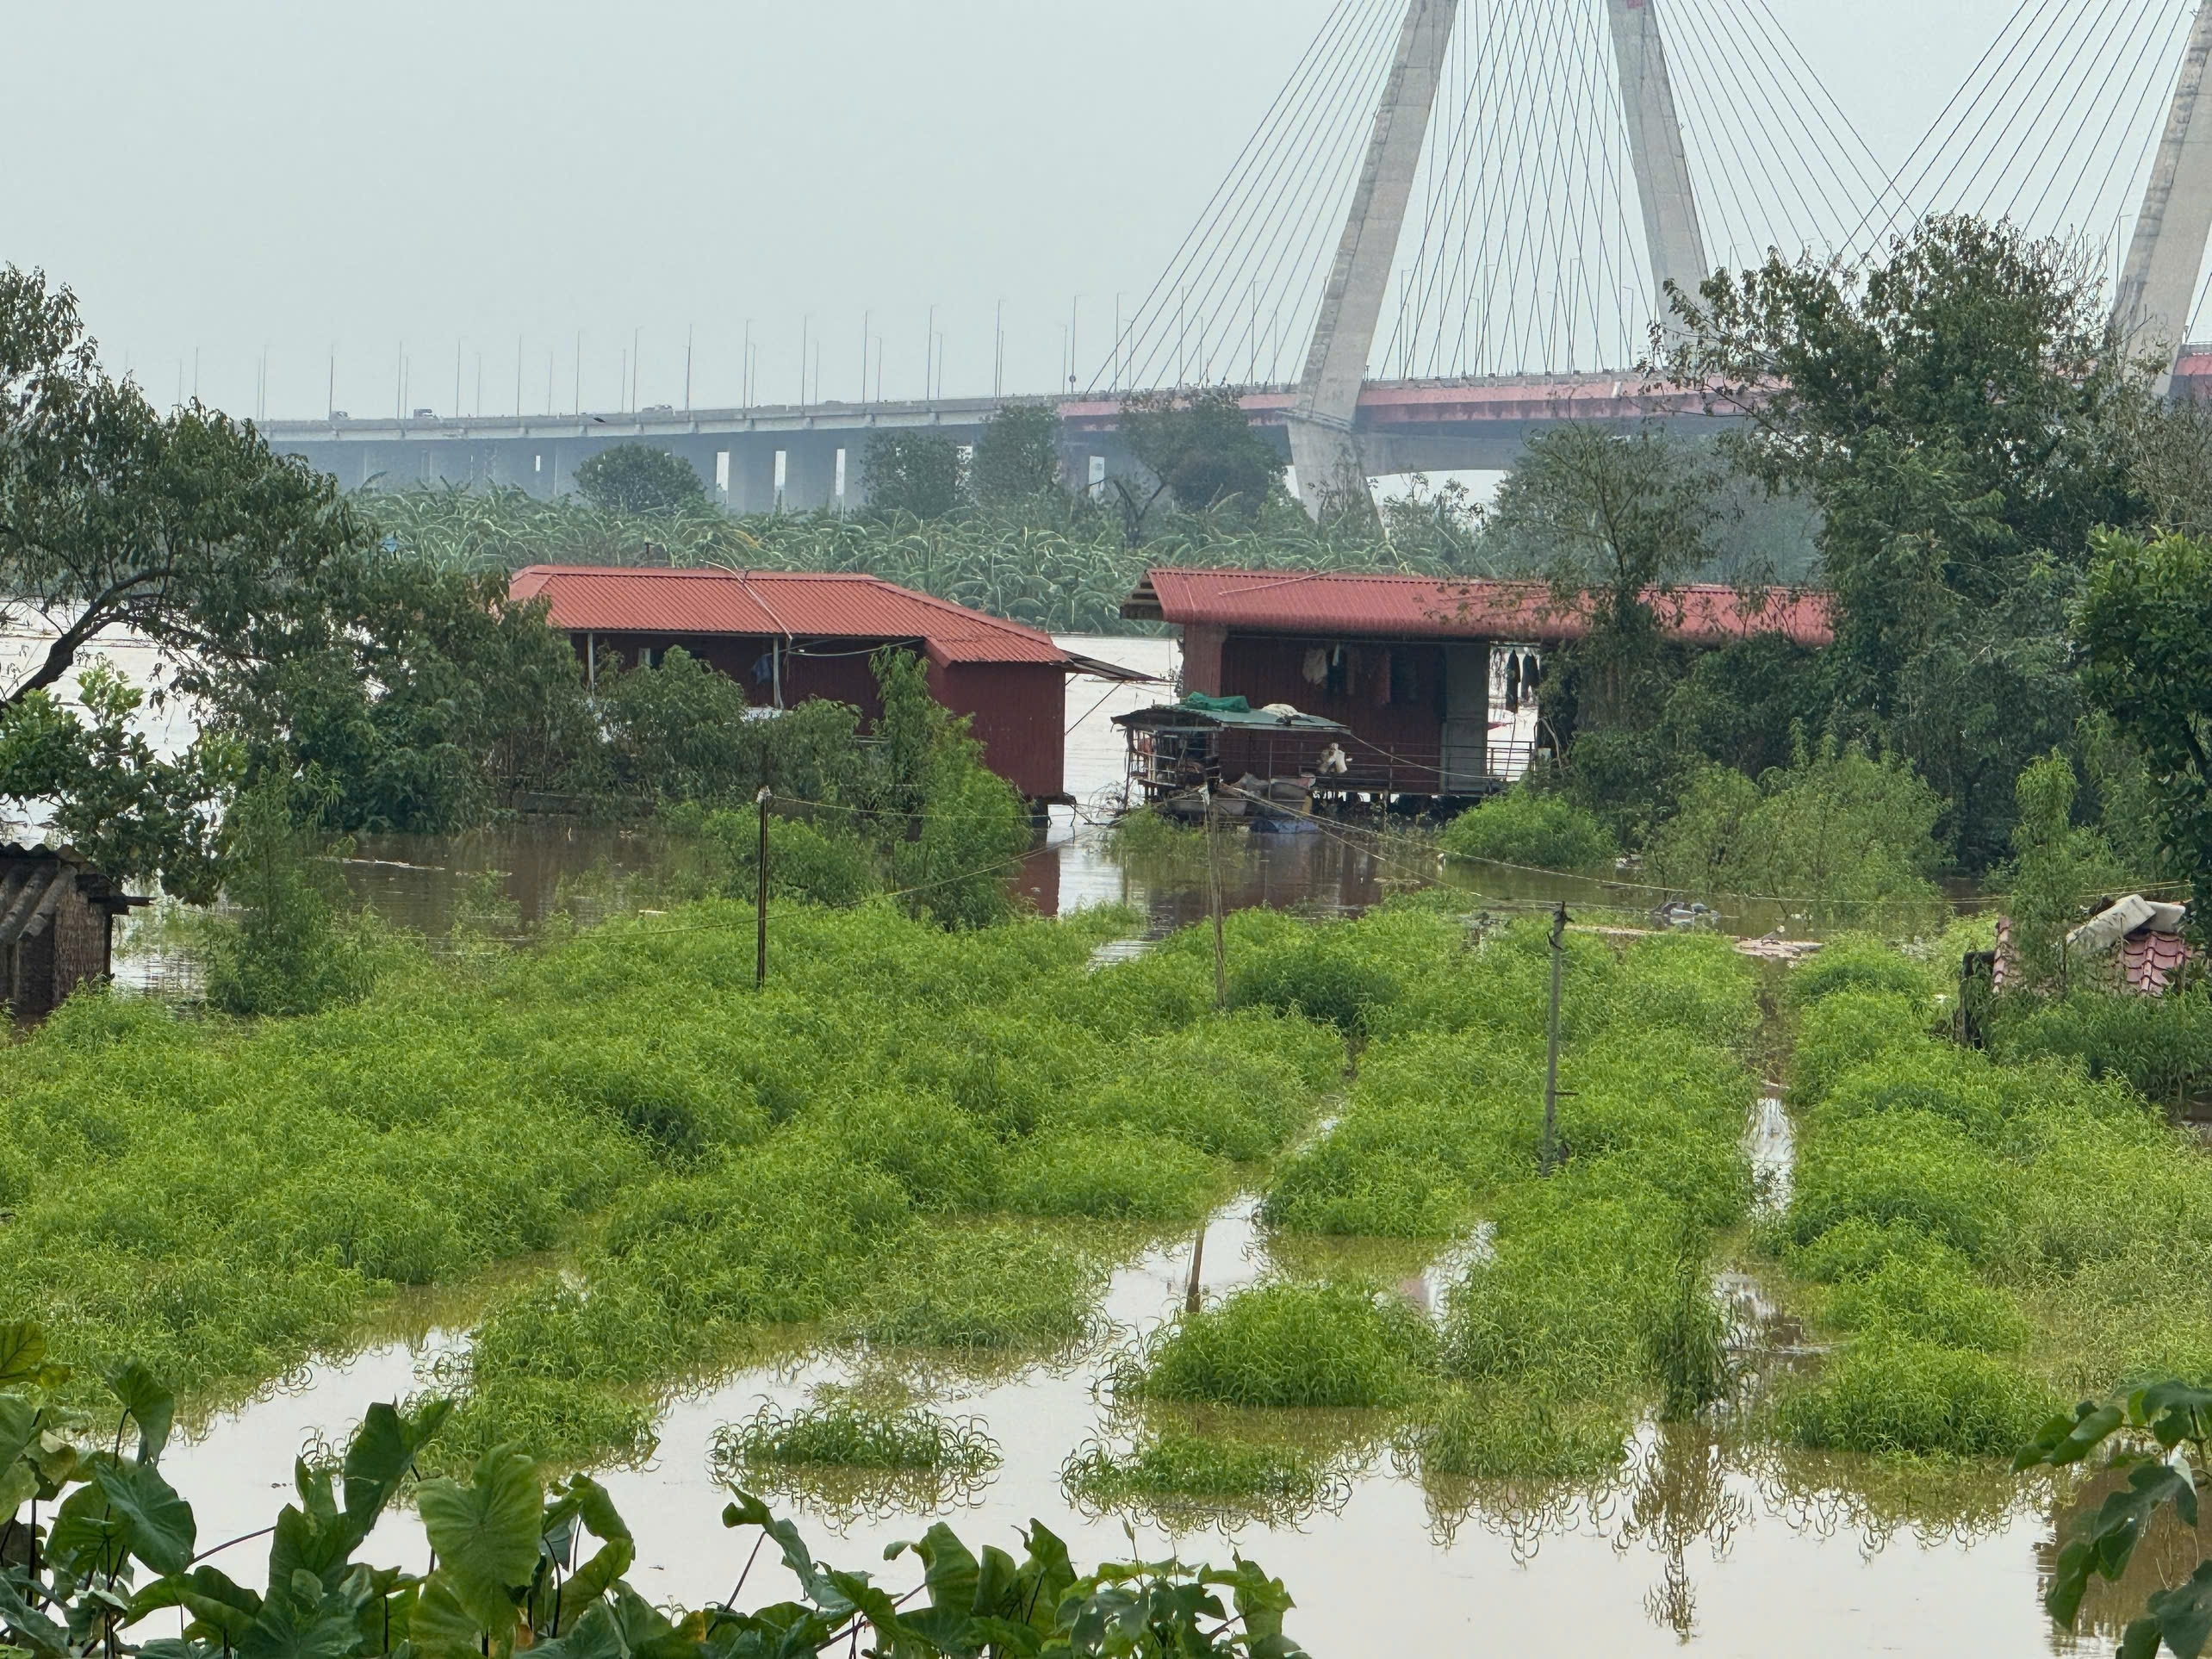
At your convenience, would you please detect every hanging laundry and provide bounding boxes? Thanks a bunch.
[1523,652,1543,692]
[1302,646,1328,687]
[1504,653,1522,711]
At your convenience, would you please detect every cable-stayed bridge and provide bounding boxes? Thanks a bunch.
[262,0,2212,516]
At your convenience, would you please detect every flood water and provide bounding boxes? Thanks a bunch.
[157,1171,2099,1659]
[99,634,2098,1654]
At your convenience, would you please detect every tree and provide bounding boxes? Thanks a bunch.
[1486,423,1725,731]
[573,444,705,513]
[1661,214,2148,867]
[1117,387,1283,519]
[2074,528,2212,923]
[0,267,363,714]
[970,401,1066,505]
[1998,752,2128,990]
[861,432,965,519]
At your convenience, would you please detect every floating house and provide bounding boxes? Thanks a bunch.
[1122,568,1831,803]
[0,845,146,1022]
[512,566,1146,805]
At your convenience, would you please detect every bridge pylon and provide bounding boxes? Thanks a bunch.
[1287,0,1708,519]
[2116,1,2212,395]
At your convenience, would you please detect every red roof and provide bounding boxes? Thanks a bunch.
[508,566,1070,667]
[1122,568,1832,648]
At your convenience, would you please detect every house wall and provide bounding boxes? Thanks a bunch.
[932,662,1067,801]
[562,631,1066,801]
[51,885,110,1010]
[1208,631,1457,790]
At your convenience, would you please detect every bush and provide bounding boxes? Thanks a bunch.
[1820,1252,2030,1352]
[1778,1334,2057,1457]
[1786,1110,2019,1262]
[1784,934,1941,1010]
[1438,789,1616,873]
[1060,1432,1354,1527]
[1987,989,2212,1109]
[1131,1282,1437,1408]
[1227,932,1399,1035]
[1789,990,1931,1106]
[998,1132,1224,1223]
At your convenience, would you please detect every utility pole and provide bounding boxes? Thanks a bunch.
[1203,784,1227,1010]
[755,786,772,989]
[1541,902,1567,1173]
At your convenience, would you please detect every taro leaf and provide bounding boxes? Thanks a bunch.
[973,1545,1021,1619]
[1014,1523,1076,1634]
[557,1537,637,1633]
[2138,1384,2212,1453]
[0,1569,69,1659]
[46,1478,129,1579]
[531,1600,630,1659]
[92,1456,196,1575]
[129,1564,264,1648]
[0,1461,37,1519]
[140,1641,227,1659]
[2131,1560,2212,1659]
[239,1566,375,1659]
[884,1522,979,1614]
[2016,1401,2125,1470]
[268,1494,370,1594]
[103,1362,176,1467]
[416,1445,543,1603]
[2047,1462,2198,1628]
[0,1396,40,1470]
[342,1401,450,1528]
[720,1494,852,1616]
[701,1601,842,1659]
[823,1574,904,1650]
[0,1326,52,1389]
[408,1569,509,1659]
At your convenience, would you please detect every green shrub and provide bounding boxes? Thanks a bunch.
[709,1388,1000,1473]
[1987,989,2212,1109]
[1438,789,1616,873]
[1784,934,1941,1010]
[1778,1335,2057,1457]
[1786,1111,2018,1262]
[1789,990,1931,1106]
[1227,933,1399,1036]
[1820,1252,2029,1352]
[839,1223,1104,1353]
[998,1133,1223,1223]
[1132,1282,1438,1408]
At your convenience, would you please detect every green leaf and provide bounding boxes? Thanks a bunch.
[2141,1560,2212,1659]
[239,1565,375,1659]
[2138,1383,2212,1452]
[129,1566,264,1648]
[721,1493,852,1617]
[0,1571,69,1659]
[884,1522,979,1614]
[416,1445,543,1598]
[0,1326,47,1389]
[531,1601,631,1659]
[92,1456,196,1575]
[342,1400,450,1527]
[103,1361,177,1466]
[2016,1401,2124,1469]
[2047,1462,2196,1628]
[408,1569,507,1659]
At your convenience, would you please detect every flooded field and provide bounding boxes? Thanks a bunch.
[155,1171,2103,1659]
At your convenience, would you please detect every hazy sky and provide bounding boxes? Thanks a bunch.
[1,2,2111,420]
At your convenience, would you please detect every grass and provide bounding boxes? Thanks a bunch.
[1438,788,1617,874]
[1772,934,2212,1457]
[1122,1280,1439,1410]
[705,1383,1003,1525]
[1059,1429,1360,1529]
[0,898,1344,1460]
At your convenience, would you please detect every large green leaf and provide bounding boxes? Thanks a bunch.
[417,1446,542,1598]
[2047,1461,2197,1627]
[0,1569,70,1659]
[342,1400,450,1527]
[130,1565,264,1649]
[103,1361,176,1466]
[0,1324,59,1389]
[885,1523,979,1616]
[240,1567,375,1659]
[2130,1560,2212,1659]
[92,1456,196,1575]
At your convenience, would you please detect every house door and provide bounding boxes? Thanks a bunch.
[1440,644,1488,793]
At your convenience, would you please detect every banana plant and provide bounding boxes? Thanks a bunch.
[2,1327,1304,1659]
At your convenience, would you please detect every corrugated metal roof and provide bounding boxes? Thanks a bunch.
[508,567,1072,667]
[1122,568,1833,648]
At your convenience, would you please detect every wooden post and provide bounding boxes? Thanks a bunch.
[1185,1225,1206,1314]
[1541,901,1566,1173]
[755,786,771,990]
[1204,783,1227,1010]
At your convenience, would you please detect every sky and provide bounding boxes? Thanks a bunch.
[0,1,2137,422]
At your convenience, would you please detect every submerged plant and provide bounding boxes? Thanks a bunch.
[705,1382,1001,1524]
[1060,1431,1358,1531]
[1125,1281,1438,1411]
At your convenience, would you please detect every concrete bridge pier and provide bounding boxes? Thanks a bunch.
[729,442,778,514]
[783,438,840,513]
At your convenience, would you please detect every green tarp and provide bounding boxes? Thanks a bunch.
[1179,692,1251,713]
